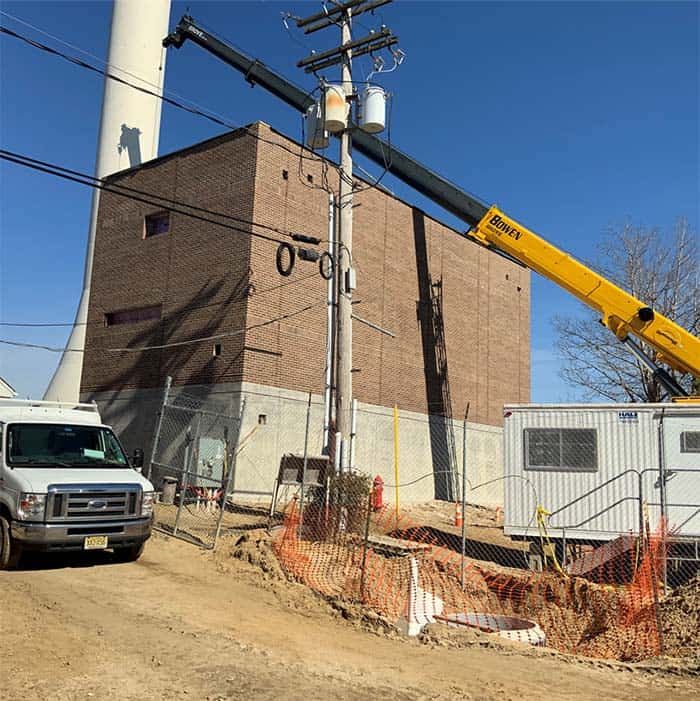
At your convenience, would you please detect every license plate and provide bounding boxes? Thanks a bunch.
[84,535,108,550]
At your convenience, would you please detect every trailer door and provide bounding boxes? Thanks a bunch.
[661,415,700,536]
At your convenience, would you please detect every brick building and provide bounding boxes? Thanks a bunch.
[82,122,530,503]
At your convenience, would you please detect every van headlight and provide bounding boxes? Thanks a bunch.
[141,491,154,516]
[18,493,47,520]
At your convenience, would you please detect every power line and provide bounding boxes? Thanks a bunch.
[0,24,326,167]
[0,20,398,231]
[106,299,326,353]
[0,339,84,353]
[0,271,321,328]
[0,9,241,130]
[1,148,294,240]
[1,149,290,246]
[0,20,394,202]
[1,148,360,273]
[0,299,326,354]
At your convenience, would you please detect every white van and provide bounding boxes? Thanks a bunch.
[0,399,154,568]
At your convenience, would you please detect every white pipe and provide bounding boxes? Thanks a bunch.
[349,397,357,471]
[334,431,342,473]
[322,193,336,452]
[44,0,171,401]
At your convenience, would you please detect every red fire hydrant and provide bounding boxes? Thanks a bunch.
[373,475,384,511]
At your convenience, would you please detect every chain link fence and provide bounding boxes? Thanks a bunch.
[142,380,698,658]
[147,385,245,548]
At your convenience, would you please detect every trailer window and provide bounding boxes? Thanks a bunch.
[680,431,700,453]
[525,428,598,472]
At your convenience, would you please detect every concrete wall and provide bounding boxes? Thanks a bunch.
[86,380,504,507]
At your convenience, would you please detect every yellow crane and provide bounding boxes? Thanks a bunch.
[470,207,700,400]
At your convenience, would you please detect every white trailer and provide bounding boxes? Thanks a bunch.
[503,403,700,544]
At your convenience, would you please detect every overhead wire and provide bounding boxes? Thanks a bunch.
[105,299,328,353]
[0,20,383,239]
[0,9,236,127]
[1,20,400,219]
[1,149,295,241]
[0,17,387,343]
[0,24,327,167]
[0,151,342,348]
[0,271,321,328]
[0,299,328,355]
[1,149,291,247]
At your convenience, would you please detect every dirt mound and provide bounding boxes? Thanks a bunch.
[419,622,493,649]
[659,573,700,658]
[229,531,287,579]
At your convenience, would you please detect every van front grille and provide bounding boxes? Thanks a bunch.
[46,485,141,522]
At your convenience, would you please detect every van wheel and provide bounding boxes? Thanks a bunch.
[113,543,145,563]
[0,515,22,569]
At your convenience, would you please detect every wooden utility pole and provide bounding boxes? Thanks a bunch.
[296,0,397,470]
[336,7,354,469]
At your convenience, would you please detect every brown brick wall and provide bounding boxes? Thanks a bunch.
[82,129,258,393]
[83,123,530,427]
[246,124,530,426]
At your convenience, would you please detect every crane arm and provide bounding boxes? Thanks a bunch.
[470,206,700,383]
[162,15,489,228]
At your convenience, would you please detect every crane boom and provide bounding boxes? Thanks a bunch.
[162,15,489,227]
[163,14,700,398]
[471,207,700,384]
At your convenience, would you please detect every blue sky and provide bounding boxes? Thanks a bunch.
[1,0,698,401]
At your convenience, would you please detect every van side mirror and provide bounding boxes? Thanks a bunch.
[132,448,144,469]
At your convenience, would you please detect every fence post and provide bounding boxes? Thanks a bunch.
[173,435,191,536]
[638,470,645,546]
[460,403,470,591]
[213,398,247,547]
[299,392,313,538]
[147,375,172,481]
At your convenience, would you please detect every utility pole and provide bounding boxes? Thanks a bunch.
[336,7,354,469]
[295,0,398,470]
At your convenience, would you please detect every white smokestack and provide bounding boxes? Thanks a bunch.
[44,0,172,401]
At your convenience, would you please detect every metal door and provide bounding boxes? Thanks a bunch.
[660,415,700,536]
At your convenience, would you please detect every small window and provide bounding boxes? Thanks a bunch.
[306,173,314,183]
[681,431,700,453]
[105,305,161,327]
[213,343,222,358]
[144,211,170,237]
[258,414,267,426]
[282,169,289,180]
[525,428,598,472]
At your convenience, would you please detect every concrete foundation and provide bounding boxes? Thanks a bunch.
[84,381,504,507]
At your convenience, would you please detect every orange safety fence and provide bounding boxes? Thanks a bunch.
[273,490,670,661]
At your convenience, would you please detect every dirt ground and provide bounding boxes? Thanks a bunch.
[660,573,700,658]
[1,532,698,701]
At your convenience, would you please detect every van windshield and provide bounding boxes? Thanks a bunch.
[6,423,129,468]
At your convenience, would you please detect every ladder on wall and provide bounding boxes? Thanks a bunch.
[430,278,459,500]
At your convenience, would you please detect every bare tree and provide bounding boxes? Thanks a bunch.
[554,218,699,402]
